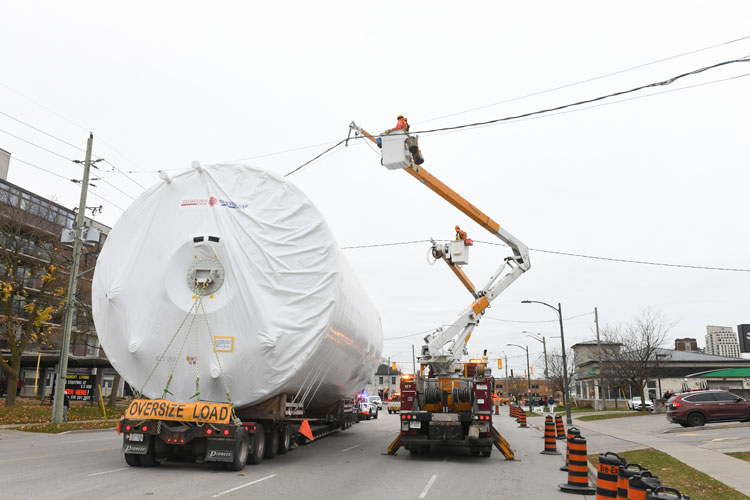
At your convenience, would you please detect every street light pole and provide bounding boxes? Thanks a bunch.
[523,331,549,394]
[522,300,572,425]
[507,343,530,400]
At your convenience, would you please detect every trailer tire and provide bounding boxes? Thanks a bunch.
[247,424,265,465]
[277,424,292,455]
[124,453,141,467]
[226,430,248,471]
[264,425,279,459]
[139,436,158,467]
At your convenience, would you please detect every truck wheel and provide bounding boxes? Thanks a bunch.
[139,436,158,467]
[470,448,480,457]
[409,448,420,456]
[481,447,492,458]
[247,424,265,465]
[264,425,279,459]
[124,453,141,467]
[373,409,379,419]
[226,430,248,471]
[277,424,292,455]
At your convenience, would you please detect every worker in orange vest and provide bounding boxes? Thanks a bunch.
[385,114,409,134]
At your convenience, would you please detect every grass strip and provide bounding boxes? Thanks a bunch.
[727,451,750,463]
[12,420,119,434]
[0,399,127,425]
[589,448,749,500]
[578,410,654,421]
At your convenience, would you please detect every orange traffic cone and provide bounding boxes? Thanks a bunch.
[627,471,661,500]
[617,464,647,500]
[558,435,595,494]
[518,411,527,428]
[555,413,565,439]
[540,415,559,455]
[596,452,625,500]
[560,426,581,471]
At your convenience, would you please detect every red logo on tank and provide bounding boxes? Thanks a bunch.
[208,197,218,207]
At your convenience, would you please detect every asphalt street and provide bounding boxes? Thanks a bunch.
[0,409,593,500]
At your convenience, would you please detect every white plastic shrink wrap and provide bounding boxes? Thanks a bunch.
[92,164,383,410]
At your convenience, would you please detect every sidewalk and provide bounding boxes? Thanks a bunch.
[574,417,750,496]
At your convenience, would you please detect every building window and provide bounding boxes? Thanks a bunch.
[391,377,396,385]
[378,377,384,385]
[86,334,100,357]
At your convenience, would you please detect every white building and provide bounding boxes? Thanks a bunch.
[705,326,741,358]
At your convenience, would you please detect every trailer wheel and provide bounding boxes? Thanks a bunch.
[139,436,158,467]
[247,424,265,465]
[226,429,248,471]
[124,453,141,467]
[264,425,279,459]
[277,424,292,455]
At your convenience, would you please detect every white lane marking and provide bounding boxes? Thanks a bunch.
[419,475,437,498]
[341,444,360,452]
[212,474,277,498]
[63,436,116,444]
[88,467,129,476]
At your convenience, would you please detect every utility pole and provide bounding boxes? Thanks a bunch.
[411,344,416,375]
[504,353,508,380]
[52,133,93,424]
[595,307,606,410]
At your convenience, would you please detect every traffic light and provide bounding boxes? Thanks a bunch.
[497,359,502,369]
[531,366,534,375]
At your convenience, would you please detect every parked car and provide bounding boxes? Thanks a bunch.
[369,396,383,410]
[628,397,654,412]
[667,390,750,427]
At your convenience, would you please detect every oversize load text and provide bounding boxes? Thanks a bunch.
[125,399,232,424]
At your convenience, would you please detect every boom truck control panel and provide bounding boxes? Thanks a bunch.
[349,122,531,458]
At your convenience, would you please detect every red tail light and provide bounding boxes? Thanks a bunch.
[206,428,213,435]
[125,425,131,431]
[141,425,148,432]
[672,401,681,408]
[223,429,230,436]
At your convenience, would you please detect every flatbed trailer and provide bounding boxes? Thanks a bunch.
[118,394,356,470]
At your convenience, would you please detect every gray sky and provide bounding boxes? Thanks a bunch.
[2,2,748,375]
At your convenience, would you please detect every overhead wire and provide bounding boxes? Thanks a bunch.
[283,138,348,177]
[341,238,750,272]
[414,34,750,126]
[402,57,750,137]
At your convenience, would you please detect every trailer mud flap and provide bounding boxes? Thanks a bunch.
[122,435,149,455]
[205,439,235,463]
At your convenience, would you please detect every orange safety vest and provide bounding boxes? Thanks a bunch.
[392,117,409,131]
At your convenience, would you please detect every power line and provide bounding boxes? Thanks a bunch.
[0,127,75,163]
[403,57,750,137]
[283,138,348,177]
[414,34,750,126]
[0,110,87,154]
[340,238,750,272]
[484,312,594,324]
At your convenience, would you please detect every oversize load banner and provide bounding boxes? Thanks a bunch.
[125,399,232,424]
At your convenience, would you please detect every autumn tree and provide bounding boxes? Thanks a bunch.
[0,197,67,408]
[599,308,672,411]
[547,347,575,399]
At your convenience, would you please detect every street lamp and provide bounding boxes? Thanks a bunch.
[523,331,549,388]
[507,343,530,402]
[522,300,572,425]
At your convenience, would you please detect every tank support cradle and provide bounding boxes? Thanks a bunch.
[492,426,515,460]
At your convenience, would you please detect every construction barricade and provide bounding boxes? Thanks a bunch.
[558,435,595,494]
[596,452,625,499]
[627,471,662,500]
[617,463,648,500]
[541,415,559,455]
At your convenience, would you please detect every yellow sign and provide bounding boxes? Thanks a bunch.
[391,362,397,371]
[213,336,234,353]
[497,359,502,369]
[125,399,232,424]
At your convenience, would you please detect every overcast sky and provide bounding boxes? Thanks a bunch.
[1,2,748,375]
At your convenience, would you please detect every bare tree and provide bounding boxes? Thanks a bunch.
[599,308,672,411]
[0,200,67,408]
[547,347,575,399]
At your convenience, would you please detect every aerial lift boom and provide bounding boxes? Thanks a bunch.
[349,122,531,375]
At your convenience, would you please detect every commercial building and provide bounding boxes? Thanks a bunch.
[705,325,741,358]
[674,338,698,352]
[0,163,123,401]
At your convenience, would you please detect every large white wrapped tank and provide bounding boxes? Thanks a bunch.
[92,163,382,410]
